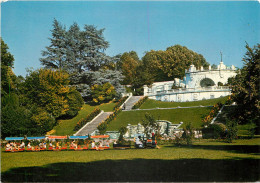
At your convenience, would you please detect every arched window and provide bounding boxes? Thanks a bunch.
[200,78,215,87]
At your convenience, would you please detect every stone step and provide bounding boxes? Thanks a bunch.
[75,112,112,136]
[123,96,143,110]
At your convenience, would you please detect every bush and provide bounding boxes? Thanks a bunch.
[182,122,194,145]
[202,123,226,139]
[97,107,122,134]
[113,96,128,110]
[90,82,116,104]
[65,89,84,118]
[74,108,101,131]
[226,120,238,143]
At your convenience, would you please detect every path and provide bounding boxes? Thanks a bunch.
[123,96,143,110]
[75,111,112,136]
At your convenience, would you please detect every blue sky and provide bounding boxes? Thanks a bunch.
[1,1,260,76]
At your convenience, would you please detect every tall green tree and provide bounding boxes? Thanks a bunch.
[40,19,111,73]
[21,69,83,119]
[40,19,67,70]
[119,51,140,85]
[229,44,259,129]
[142,45,209,81]
[1,38,16,96]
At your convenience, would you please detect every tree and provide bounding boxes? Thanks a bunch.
[40,19,111,73]
[22,69,83,119]
[142,113,161,138]
[40,19,67,70]
[229,44,259,130]
[90,82,116,104]
[182,122,194,145]
[70,69,125,101]
[142,45,209,81]
[117,126,128,144]
[225,120,238,143]
[1,94,55,138]
[1,38,16,96]
[119,51,139,85]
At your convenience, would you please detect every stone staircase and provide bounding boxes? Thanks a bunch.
[75,111,112,136]
[123,96,143,110]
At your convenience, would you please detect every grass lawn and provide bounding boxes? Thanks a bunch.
[107,107,212,131]
[140,96,228,109]
[51,101,116,135]
[1,138,259,182]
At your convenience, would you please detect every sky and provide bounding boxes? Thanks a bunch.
[1,1,260,77]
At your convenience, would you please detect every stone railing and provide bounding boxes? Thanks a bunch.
[146,86,230,96]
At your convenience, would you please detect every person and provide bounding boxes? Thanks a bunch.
[5,142,12,151]
[43,142,47,149]
[49,142,54,149]
[27,142,34,150]
[105,140,110,147]
[56,142,61,149]
[135,136,143,148]
[91,141,95,149]
[19,142,25,149]
[99,141,103,148]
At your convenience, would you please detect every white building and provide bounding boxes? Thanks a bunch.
[144,61,237,102]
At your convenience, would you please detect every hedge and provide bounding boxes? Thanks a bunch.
[74,108,101,131]
[113,96,128,110]
[97,107,122,134]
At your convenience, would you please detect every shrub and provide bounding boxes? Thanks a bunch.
[113,96,128,110]
[182,122,194,145]
[97,107,122,134]
[202,123,226,139]
[90,82,116,104]
[225,120,238,143]
[74,108,101,131]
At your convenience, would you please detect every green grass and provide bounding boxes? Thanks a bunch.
[52,101,116,135]
[140,96,228,109]
[107,107,212,131]
[1,138,259,182]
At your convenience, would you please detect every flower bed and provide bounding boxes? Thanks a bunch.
[74,108,101,131]
[113,96,128,110]
[202,102,223,125]
[132,96,148,109]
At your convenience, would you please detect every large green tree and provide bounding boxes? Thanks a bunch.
[119,51,140,85]
[1,38,16,96]
[21,69,83,119]
[229,44,259,129]
[40,19,111,73]
[142,45,209,81]
[40,19,124,101]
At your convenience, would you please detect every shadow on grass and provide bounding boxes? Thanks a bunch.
[165,144,260,155]
[2,158,259,182]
